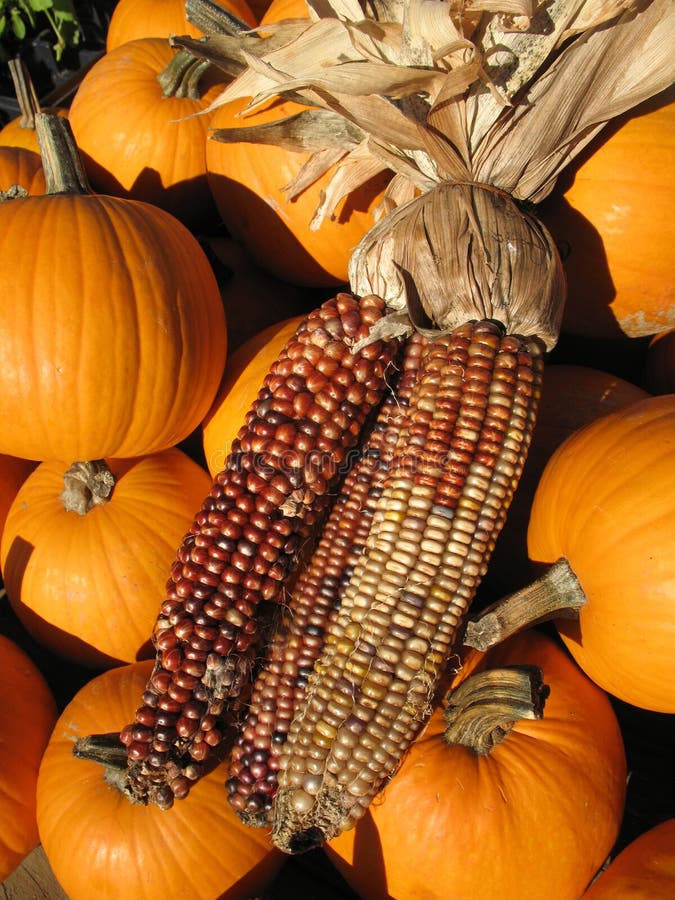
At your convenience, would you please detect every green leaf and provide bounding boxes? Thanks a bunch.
[10,7,27,39]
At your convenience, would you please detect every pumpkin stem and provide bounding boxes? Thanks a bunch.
[184,0,251,37]
[463,558,586,652]
[156,49,212,100]
[8,58,41,130]
[60,460,115,515]
[35,113,93,196]
[444,665,549,756]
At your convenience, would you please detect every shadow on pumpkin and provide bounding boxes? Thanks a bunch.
[75,152,219,232]
[325,808,393,900]
[216,850,285,900]
[205,169,382,290]
[2,534,154,670]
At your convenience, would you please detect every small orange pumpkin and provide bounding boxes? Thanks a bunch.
[202,315,305,476]
[0,145,45,195]
[37,660,283,900]
[68,38,229,229]
[527,394,675,712]
[0,633,58,881]
[1,450,211,668]
[583,819,675,898]
[539,91,675,339]
[106,0,256,51]
[327,629,627,900]
[0,114,227,462]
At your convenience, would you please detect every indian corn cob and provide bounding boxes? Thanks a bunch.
[226,332,427,825]
[271,319,545,852]
[118,293,399,808]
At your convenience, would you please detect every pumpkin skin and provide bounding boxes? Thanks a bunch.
[0,453,36,542]
[527,394,675,712]
[37,660,283,900]
[539,93,675,339]
[0,145,46,194]
[0,190,227,462]
[642,328,675,394]
[327,630,627,900]
[202,315,304,476]
[0,449,212,668]
[0,633,58,881]
[206,93,390,287]
[583,818,675,898]
[485,364,649,597]
[106,0,256,51]
[68,38,228,230]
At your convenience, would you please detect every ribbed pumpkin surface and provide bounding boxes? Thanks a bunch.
[0,192,227,461]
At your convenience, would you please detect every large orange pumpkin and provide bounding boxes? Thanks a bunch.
[327,629,627,900]
[0,450,211,668]
[485,364,649,597]
[527,394,675,712]
[0,115,227,462]
[539,91,675,339]
[202,315,304,476]
[37,660,283,900]
[106,0,256,51]
[583,818,675,898]
[206,93,390,287]
[0,633,58,882]
[0,145,45,195]
[68,38,229,230]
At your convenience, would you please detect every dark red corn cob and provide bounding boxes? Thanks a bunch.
[118,293,400,808]
[225,333,428,825]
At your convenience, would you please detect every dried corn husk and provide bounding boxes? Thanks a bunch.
[180,0,674,343]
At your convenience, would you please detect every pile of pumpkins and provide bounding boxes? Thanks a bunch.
[0,0,673,898]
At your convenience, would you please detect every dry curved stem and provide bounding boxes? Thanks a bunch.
[8,58,42,130]
[35,114,92,196]
[156,49,213,99]
[444,664,549,755]
[60,461,115,516]
[463,558,586,652]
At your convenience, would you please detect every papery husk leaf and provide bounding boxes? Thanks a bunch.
[209,108,365,151]
[298,141,391,225]
[284,146,349,199]
[349,182,565,349]
[473,0,675,201]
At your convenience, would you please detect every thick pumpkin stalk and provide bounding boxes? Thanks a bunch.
[271,319,544,851]
[226,332,427,824]
[116,293,399,808]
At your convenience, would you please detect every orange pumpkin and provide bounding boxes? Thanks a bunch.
[0,450,211,668]
[539,91,675,339]
[642,328,675,394]
[68,38,229,230]
[527,394,675,712]
[327,629,627,900]
[37,660,283,900]
[105,0,256,51]
[485,364,649,596]
[583,818,675,898]
[0,453,35,541]
[202,315,304,476]
[0,634,58,881]
[0,115,227,462]
[206,9,390,291]
[0,145,45,195]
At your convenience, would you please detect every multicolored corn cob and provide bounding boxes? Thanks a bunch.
[270,319,545,852]
[118,293,400,808]
[225,332,428,825]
